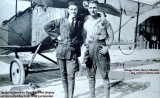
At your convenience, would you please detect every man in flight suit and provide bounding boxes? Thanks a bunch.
[83,0,114,98]
[44,2,84,98]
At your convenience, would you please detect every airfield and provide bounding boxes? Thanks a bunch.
[0,49,160,98]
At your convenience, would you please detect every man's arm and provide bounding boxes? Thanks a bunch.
[105,20,114,46]
[99,19,114,55]
[44,19,61,40]
[99,13,114,46]
[82,28,87,45]
[82,15,90,45]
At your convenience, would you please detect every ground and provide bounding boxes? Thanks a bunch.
[0,49,160,98]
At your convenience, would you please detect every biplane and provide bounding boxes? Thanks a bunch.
[0,0,159,85]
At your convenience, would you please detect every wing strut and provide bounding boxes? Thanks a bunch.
[134,1,140,48]
[117,0,141,55]
[15,0,18,17]
[118,8,123,43]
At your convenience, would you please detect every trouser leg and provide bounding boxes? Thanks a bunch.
[68,77,75,98]
[62,80,69,98]
[97,51,110,98]
[89,77,96,98]
[57,59,69,98]
[67,59,77,98]
[103,79,110,98]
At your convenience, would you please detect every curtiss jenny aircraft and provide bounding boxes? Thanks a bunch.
[0,0,159,85]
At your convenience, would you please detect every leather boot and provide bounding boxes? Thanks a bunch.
[103,79,110,98]
[68,78,75,98]
[89,77,96,98]
[62,80,69,98]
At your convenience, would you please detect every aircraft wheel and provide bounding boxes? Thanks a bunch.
[10,58,25,85]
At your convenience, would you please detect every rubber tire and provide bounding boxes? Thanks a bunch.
[10,58,25,85]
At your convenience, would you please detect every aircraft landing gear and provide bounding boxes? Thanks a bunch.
[10,58,25,85]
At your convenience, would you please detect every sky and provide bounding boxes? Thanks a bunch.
[0,0,31,25]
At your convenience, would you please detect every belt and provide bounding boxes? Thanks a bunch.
[87,40,106,44]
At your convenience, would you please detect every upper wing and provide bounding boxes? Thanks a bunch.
[106,0,159,16]
[19,0,121,16]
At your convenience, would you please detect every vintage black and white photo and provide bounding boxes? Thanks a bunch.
[0,0,160,98]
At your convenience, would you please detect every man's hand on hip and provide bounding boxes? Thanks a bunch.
[99,45,109,55]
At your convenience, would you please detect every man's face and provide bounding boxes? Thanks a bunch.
[68,5,78,17]
[88,3,98,16]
